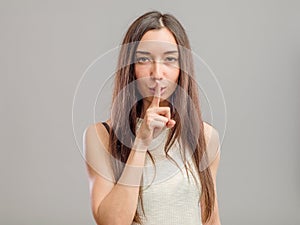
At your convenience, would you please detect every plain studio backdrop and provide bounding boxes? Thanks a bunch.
[1,0,299,224]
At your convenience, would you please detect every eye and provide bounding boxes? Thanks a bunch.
[165,57,178,63]
[136,57,151,64]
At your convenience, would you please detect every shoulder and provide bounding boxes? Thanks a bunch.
[83,120,115,182]
[203,121,220,149]
[83,119,111,140]
[83,120,111,157]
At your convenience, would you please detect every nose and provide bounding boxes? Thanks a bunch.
[150,60,163,80]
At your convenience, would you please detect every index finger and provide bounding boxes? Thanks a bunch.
[150,81,161,107]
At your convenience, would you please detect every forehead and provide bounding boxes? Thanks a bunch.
[136,28,178,54]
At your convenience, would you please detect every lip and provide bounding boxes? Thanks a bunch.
[149,86,167,94]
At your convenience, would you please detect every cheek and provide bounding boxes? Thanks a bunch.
[134,73,148,96]
[134,65,149,79]
[167,68,180,83]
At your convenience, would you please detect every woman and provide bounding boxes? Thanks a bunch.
[83,11,221,225]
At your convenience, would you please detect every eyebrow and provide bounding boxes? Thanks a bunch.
[135,50,179,55]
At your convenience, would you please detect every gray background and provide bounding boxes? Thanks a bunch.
[1,0,299,224]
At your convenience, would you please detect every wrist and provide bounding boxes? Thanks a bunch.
[132,137,150,152]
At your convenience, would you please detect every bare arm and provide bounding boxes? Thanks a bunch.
[98,149,147,225]
[84,124,148,225]
[202,125,222,225]
[202,150,221,225]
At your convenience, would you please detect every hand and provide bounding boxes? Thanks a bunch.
[136,81,176,147]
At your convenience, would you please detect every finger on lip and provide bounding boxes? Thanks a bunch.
[154,81,161,97]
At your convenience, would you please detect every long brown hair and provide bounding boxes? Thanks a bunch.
[109,11,215,224]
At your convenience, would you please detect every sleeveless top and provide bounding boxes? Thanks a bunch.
[102,118,203,225]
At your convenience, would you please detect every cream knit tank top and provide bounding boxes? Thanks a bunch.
[132,118,203,225]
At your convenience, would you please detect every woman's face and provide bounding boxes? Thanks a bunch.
[134,28,180,102]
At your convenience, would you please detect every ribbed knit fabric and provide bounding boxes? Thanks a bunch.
[132,118,203,225]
